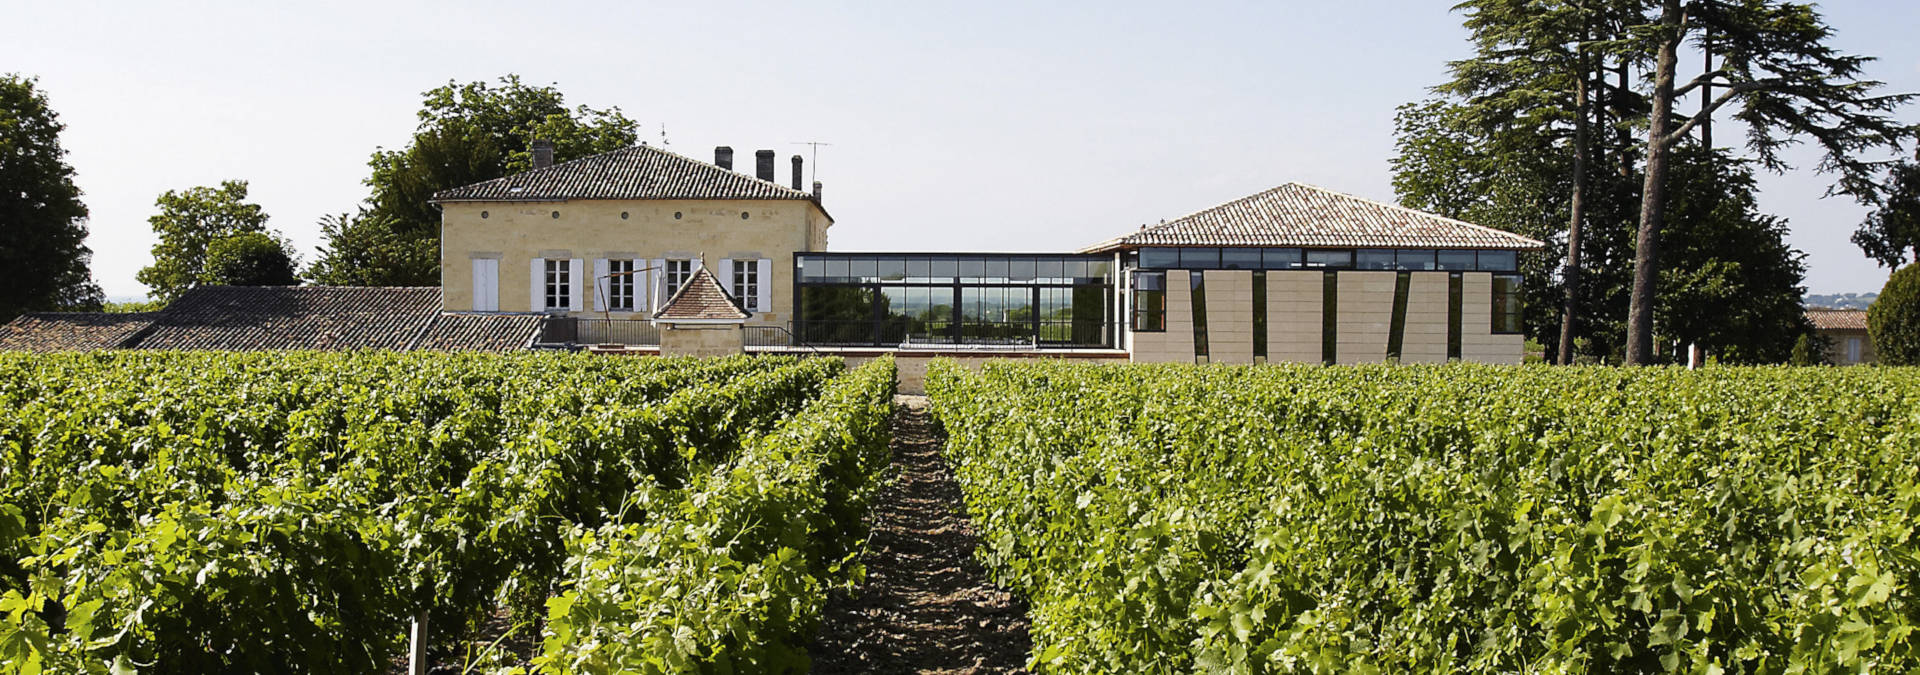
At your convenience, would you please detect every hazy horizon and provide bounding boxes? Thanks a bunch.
[8,0,1918,301]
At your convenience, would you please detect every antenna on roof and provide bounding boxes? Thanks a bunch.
[791,141,832,181]
[660,123,670,148]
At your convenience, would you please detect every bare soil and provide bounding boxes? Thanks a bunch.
[811,395,1033,674]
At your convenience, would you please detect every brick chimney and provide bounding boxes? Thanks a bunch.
[714,146,734,171]
[755,150,775,182]
[531,139,554,169]
[791,155,804,190]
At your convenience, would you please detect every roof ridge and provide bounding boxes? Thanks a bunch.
[1290,183,1548,248]
[431,144,816,203]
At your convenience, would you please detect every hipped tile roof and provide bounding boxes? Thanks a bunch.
[1086,183,1546,252]
[0,313,157,352]
[431,145,818,204]
[653,268,750,322]
[1807,308,1868,332]
[0,286,546,353]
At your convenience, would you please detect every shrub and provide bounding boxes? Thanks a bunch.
[1869,263,1920,365]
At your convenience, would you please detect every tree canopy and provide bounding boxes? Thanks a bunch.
[1869,263,1920,365]
[203,232,299,287]
[1854,153,1920,269]
[1397,0,1910,364]
[136,180,272,302]
[0,74,102,322]
[308,76,637,285]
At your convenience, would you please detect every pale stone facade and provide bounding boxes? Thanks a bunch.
[439,198,829,328]
[1128,269,1524,365]
[658,325,746,357]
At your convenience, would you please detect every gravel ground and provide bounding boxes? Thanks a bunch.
[812,395,1032,674]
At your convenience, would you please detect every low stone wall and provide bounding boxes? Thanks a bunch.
[658,325,744,357]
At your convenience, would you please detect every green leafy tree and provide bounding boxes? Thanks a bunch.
[1869,263,1920,365]
[1652,145,1815,363]
[203,232,299,287]
[0,74,103,321]
[1854,153,1920,268]
[304,211,438,286]
[311,75,638,285]
[136,180,270,302]
[1622,0,1914,364]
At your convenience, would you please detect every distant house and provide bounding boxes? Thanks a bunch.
[431,142,828,336]
[0,286,540,353]
[1807,308,1875,365]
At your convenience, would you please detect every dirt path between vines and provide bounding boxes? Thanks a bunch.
[812,395,1032,674]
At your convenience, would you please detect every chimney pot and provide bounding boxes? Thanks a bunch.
[531,139,554,169]
[790,155,804,190]
[755,150,775,182]
[714,146,734,171]
[812,180,823,204]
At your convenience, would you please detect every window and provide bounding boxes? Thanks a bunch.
[1847,337,1863,363]
[1479,250,1519,272]
[732,259,761,311]
[1396,250,1437,270]
[544,259,570,311]
[1221,248,1262,269]
[664,259,693,298]
[1263,248,1304,269]
[1132,271,1166,332]
[1491,274,1524,334]
[1178,248,1220,269]
[1306,249,1353,268]
[1356,249,1397,270]
[1139,248,1179,269]
[606,259,635,311]
[1437,250,1477,271]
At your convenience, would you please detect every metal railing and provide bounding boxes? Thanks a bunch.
[783,320,1117,350]
[576,318,660,346]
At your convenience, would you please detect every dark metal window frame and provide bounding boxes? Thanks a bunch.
[792,252,1119,349]
[1133,247,1521,272]
[1491,273,1525,335]
[1132,271,1166,332]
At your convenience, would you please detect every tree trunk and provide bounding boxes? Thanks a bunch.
[1625,0,1684,366]
[1558,40,1591,366]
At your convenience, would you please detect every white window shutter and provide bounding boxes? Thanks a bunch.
[529,257,545,312]
[757,257,773,312]
[718,259,735,298]
[568,258,585,312]
[592,258,609,312]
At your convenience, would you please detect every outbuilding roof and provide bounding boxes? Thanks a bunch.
[431,145,819,204]
[0,312,157,352]
[653,268,750,322]
[1806,308,1868,332]
[1085,183,1546,252]
[0,286,546,353]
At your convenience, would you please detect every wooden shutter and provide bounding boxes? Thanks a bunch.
[757,257,773,312]
[718,259,735,299]
[568,258,585,312]
[592,258,609,312]
[529,257,545,312]
[470,259,498,312]
[651,258,667,311]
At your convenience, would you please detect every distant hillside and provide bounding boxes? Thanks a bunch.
[1805,292,1877,310]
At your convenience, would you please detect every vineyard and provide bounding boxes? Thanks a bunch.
[0,351,895,674]
[929,360,1920,673]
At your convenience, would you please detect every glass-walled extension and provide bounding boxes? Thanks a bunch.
[793,253,1119,348]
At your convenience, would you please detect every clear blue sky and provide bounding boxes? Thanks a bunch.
[6,0,1917,299]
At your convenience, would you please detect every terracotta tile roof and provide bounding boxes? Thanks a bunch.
[1086,183,1546,252]
[0,312,157,352]
[413,313,543,352]
[653,268,749,321]
[1807,308,1868,331]
[134,286,442,351]
[431,145,817,204]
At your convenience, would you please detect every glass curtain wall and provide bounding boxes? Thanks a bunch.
[796,253,1116,348]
